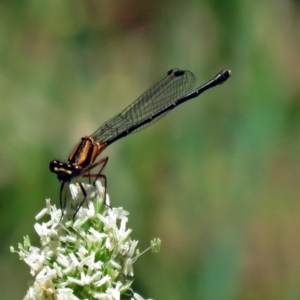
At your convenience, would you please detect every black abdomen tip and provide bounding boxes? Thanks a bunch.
[215,69,231,85]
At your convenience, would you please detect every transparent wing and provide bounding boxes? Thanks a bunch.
[91,69,196,144]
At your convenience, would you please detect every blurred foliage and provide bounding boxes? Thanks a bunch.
[1,0,300,299]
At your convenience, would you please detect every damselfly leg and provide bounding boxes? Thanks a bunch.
[57,157,108,220]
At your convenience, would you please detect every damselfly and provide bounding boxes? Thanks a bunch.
[50,68,231,218]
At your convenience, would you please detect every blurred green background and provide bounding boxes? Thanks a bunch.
[1,0,300,299]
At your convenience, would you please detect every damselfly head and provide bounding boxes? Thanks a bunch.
[49,160,81,181]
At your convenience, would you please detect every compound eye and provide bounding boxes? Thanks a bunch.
[49,160,60,172]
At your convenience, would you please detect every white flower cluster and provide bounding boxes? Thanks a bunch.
[11,181,160,300]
